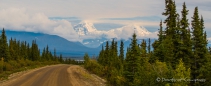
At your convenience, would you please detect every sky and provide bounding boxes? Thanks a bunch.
[0,0,211,41]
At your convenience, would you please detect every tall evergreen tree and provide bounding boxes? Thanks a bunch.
[26,43,30,60]
[191,7,208,85]
[9,38,15,60]
[103,41,109,66]
[0,28,11,62]
[147,38,151,53]
[46,45,49,60]
[124,33,141,86]
[119,40,124,63]
[20,41,27,60]
[110,39,120,69]
[140,40,147,58]
[53,48,57,61]
[162,0,177,36]
[158,20,164,43]
[151,20,165,63]
[59,54,63,63]
[31,40,40,61]
[41,47,46,61]
[98,45,104,64]
[200,16,208,47]
[179,2,192,68]
[161,0,179,69]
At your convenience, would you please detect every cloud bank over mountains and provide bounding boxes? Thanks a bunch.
[0,8,79,41]
[0,8,158,43]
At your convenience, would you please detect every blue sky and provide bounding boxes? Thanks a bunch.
[0,0,211,41]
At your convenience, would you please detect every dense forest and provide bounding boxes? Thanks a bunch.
[84,0,211,86]
[0,28,65,80]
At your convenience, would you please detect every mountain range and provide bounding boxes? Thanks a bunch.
[4,21,159,57]
[73,21,155,48]
[5,30,156,58]
[3,20,211,58]
[6,31,100,57]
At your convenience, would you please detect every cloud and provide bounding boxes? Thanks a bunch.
[0,8,80,42]
[0,0,164,19]
[0,0,210,21]
[1,0,211,31]
[75,21,158,41]
[0,8,158,43]
[105,24,158,40]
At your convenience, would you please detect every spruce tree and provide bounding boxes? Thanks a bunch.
[103,41,109,66]
[191,7,208,85]
[119,40,124,63]
[151,20,165,63]
[158,20,164,43]
[140,39,147,58]
[31,40,40,61]
[200,54,211,85]
[20,41,27,60]
[24,41,27,60]
[9,38,15,60]
[124,33,141,86]
[53,48,57,60]
[0,28,11,62]
[46,45,49,61]
[26,43,30,60]
[179,2,192,68]
[162,0,177,36]
[147,38,151,53]
[161,0,179,69]
[98,45,104,64]
[110,39,120,69]
[41,47,46,61]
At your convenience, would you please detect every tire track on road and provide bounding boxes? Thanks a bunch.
[29,66,57,86]
[7,66,52,86]
[2,64,106,86]
[57,65,72,86]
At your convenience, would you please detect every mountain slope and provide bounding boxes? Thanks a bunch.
[73,21,103,37]
[6,30,100,57]
[73,21,153,48]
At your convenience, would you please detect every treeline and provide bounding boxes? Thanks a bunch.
[63,58,84,65]
[0,28,63,79]
[84,0,211,86]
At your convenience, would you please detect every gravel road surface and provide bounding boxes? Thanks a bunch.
[1,64,106,86]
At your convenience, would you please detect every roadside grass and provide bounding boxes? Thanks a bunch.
[76,67,92,80]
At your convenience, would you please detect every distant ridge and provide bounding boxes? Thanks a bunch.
[5,30,100,57]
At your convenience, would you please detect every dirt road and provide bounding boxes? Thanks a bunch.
[1,64,106,86]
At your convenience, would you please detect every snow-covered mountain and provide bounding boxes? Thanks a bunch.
[73,21,155,48]
[73,21,98,36]
[106,24,151,39]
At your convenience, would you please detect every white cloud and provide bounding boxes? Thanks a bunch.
[75,21,158,41]
[105,24,158,40]
[0,0,210,21]
[0,0,210,32]
[0,8,80,42]
[0,8,158,43]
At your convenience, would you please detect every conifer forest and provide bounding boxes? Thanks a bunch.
[0,0,211,86]
[84,0,211,86]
